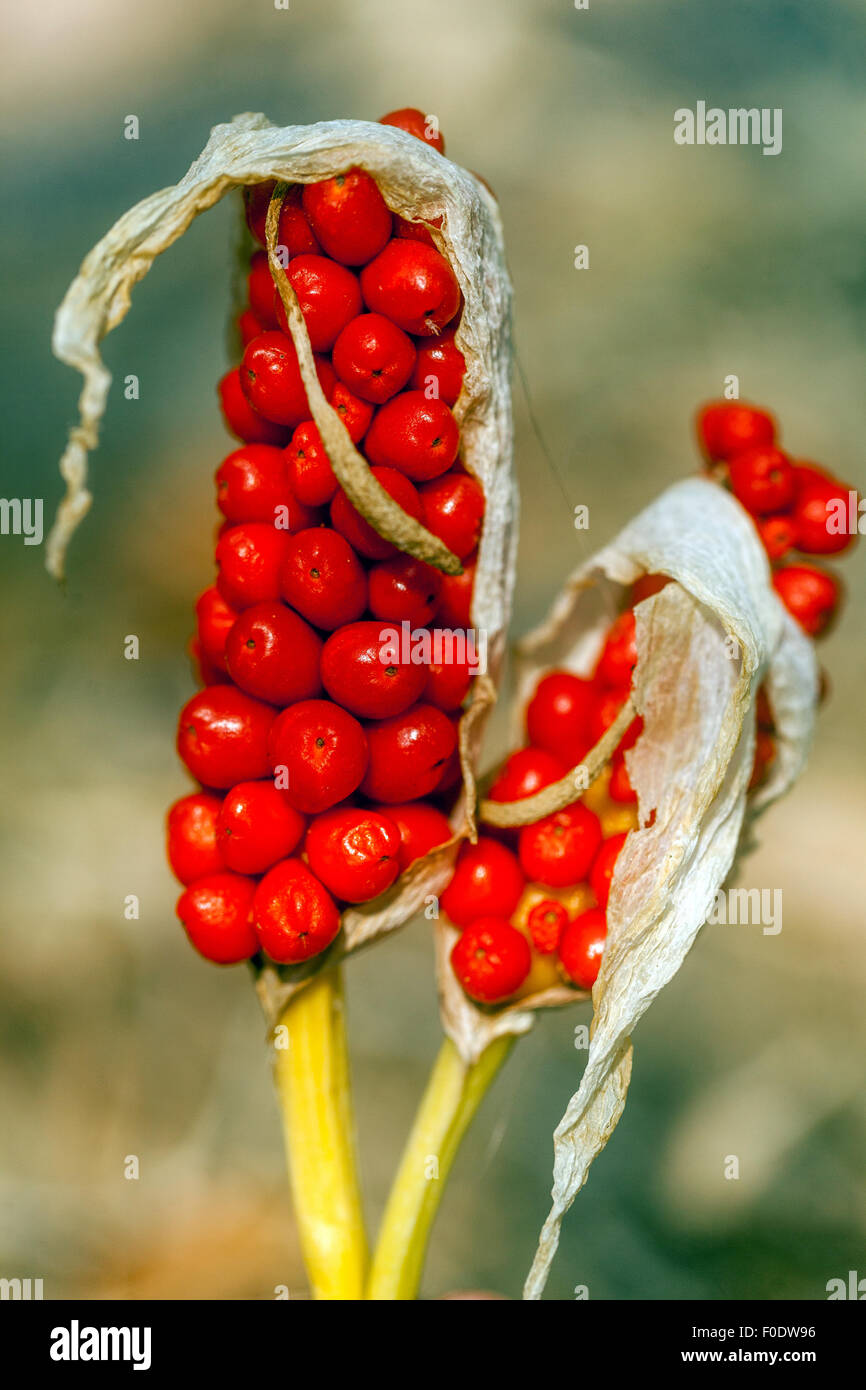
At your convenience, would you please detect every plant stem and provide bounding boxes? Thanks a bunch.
[273,967,368,1299]
[367,1034,514,1300]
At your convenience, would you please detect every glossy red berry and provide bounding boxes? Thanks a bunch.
[327,378,374,443]
[247,251,279,327]
[423,654,473,711]
[391,215,436,247]
[488,747,567,803]
[239,309,264,345]
[588,686,630,745]
[275,254,362,351]
[410,331,466,406]
[369,800,452,871]
[177,687,276,789]
[167,792,224,885]
[285,421,339,506]
[757,512,798,561]
[589,832,628,909]
[440,836,525,928]
[696,401,776,461]
[246,183,321,256]
[305,807,402,903]
[368,554,441,625]
[526,671,597,766]
[177,872,259,965]
[225,600,323,706]
[217,781,306,874]
[320,620,427,718]
[268,699,368,814]
[558,907,607,989]
[595,611,638,688]
[253,858,341,963]
[360,240,461,336]
[332,313,416,404]
[196,585,238,671]
[218,368,289,446]
[361,702,457,802]
[280,527,367,631]
[728,446,795,515]
[772,563,841,637]
[608,752,637,803]
[216,523,292,610]
[419,471,483,559]
[330,466,424,560]
[241,331,331,428]
[527,899,569,954]
[450,917,531,1003]
[302,170,392,266]
[791,474,856,555]
[379,107,446,154]
[518,803,602,888]
[435,552,476,628]
[215,444,301,526]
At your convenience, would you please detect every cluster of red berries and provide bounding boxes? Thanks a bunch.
[168,109,487,967]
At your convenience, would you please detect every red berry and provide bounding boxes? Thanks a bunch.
[245,182,322,255]
[518,803,602,888]
[305,807,402,903]
[167,792,224,885]
[772,563,841,637]
[608,752,637,803]
[424,654,473,711]
[177,687,275,789]
[239,309,264,345]
[433,712,464,793]
[361,702,457,802]
[253,858,341,963]
[391,215,436,246]
[589,832,628,909]
[360,240,460,336]
[320,620,427,718]
[332,313,416,404]
[302,170,392,266]
[225,601,323,706]
[327,378,374,443]
[195,585,238,670]
[281,527,368,631]
[630,572,672,605]
[488,747,567,803]
[595,611,638,688]
[696,401,776,461]
[217,781,306,874]
[369,800,452,871]
[216,444,296,525]
[450,917,531,1003]
[241,331,331,429]
[177,872,259,965]
[588,686,629,745]
[435,552,476,628]
[379,107,446,154]
[526,671,597,766]
[410,330,466,406]
[368,554,441,625]
[440,836,525,928]
[248,250,279,326]
[330,466,424,560]
[268,699,368,814]
[558,907,607,989]
[729,446,795,515]
[527,899,569,954]
[274,254,362,351]
[189,636,230,687]
[420,471,484,559]
[791,474,856,555]
[218,368,289,446]
[757,512,798,561]
[285,421,338,506]
[216,523,292,610]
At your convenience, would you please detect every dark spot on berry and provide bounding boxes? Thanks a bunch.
[310,567,320,579]
[385,665,397,677]
[246,639,256,649]
[316,737,325,748]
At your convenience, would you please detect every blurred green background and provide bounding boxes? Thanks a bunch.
[2,0,864,1300]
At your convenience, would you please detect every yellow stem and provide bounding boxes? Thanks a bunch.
[367,1035,514,1300]
[273,968,368,1299]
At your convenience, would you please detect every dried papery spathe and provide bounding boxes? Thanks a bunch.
[49,113,516,1021]
[436,477,818,1297]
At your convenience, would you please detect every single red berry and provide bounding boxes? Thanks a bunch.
[247,250,279,326]
[177,687,276,789]
[241,331,332,429]
[527,899,569,954]
[332,313,416,404]
[216,523,292,610]
[589,831,628,909]
[791,460,831,492]
[216,443,298,525]
[196,585,238,670]
[239,309,265,346]
[608,752,637,803]
[435,551,476,628]
[273,254,362,351]
[225,601,323,706]
[369,800,452,871]
[757,512,798,561]
[630,572,672,606]
[218,368,289,446]
[327,378,374,443]
[368,554,442,625]
[360,239,461,336]
[410,330,466,406]
[595,611,638,688]
[791,474,856,555]
[588,685,629,745]
[330,466,424,560]
[253,858,341,963]
[217,780,306,874]
[268,699,368,814]
[320,620,427,718]
[379,107,446,154]
[167,792,224,885]
[361,702,457,802]
[558,907,607,989]
[488,747,568,803]
[696,401,776,461]
[518,803,602,888]
[728,446,795,515]
[177,872,259,965]
[392,215,436,247]
[424,654,473,711]
[189,636,231,688]
[302,170,392,266]
[450,917,531,1003]
[440,836,525,927]
[285,420,338,506]
[772,563,841,637]
[419,471,484,559]
[526,670,598,766]
[281,527,368,631]
[749,728,777,791]
[305,807,402,903]
[246,182,322,255]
